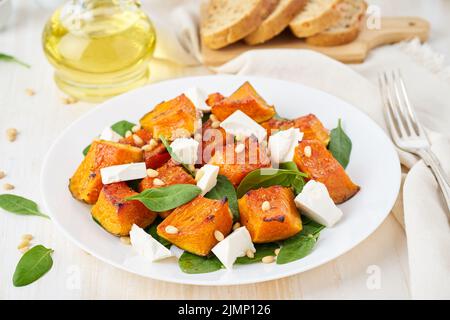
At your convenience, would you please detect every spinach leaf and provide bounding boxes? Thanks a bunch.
[0,194,49,219]
[279,161,298,171]
[279,162,305,194]
[110,120,136,137]
[145,219,171,248]
[328,119,352,168]
[126,184,201,212]
[13,245,54,287]
[205,175,239,221]
[82,144,91,156]
[201,112,210,124]
[0,53,30,68]
[236,168,307,198]
[159,135,195,175]
[235,243,279,265]
[178,252,223,274]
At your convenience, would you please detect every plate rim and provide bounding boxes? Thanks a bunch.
[40,74,401,286]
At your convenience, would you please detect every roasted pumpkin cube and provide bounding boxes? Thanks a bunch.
[91,182,157,236]
[118,128,152,147]
[238,186,302,243]
[69,140,143,204]
[294,140,360,204]
[140,94,197,140]
[205,92,225,107]
[211,82,275,123]
[261,114,329,146]
[139,160,195,191]
[157,196,233,256]
[208,137,271,187]
[200,118,231,164]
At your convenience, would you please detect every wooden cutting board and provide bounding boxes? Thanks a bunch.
[202,17,429,66]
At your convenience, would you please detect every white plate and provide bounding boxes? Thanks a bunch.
[40,75,401,286]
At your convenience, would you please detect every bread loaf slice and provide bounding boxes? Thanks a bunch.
[245,0,307,45]
[201,0,280,49]
[289,0,342,38]
[306,0,367,46]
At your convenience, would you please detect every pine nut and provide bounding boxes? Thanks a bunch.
[246,249,255,259]
[262,255,275,264]
[194,133,202,141]
[149,139,158,148]
[235,143,245,154]
[131,125,141,133]
[232,222,241,230]
[3,183,14,190]
[304,146,312,157]
[62,96,78,104]
[165,225,179,234]
[146,169,158,178]
[210,114,218,122]
[120,236,131,245]
[188,164,195,172]
[153,178,165,186]
[141,144,154,151]
[211,121,220,129]
[19,246,29,254]
[235,134,243,142]
[17,240,30,249]
[25,88,36,96]
[261,201,271,211]
[6,128,18,142]
[274,248,280,256]
[22,234,33,241]
[132,134,144,146]
[125,130,132,138]
[0,171,5,179]
[195,170,204,182]
[214,230,224,242]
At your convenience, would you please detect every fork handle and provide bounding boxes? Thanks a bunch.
[417,149,450,215]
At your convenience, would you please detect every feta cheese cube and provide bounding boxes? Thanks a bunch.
[268,128,303,164]
[100,162,147,184]
[170,138,199,164]
[99,126,122,142]
[196,164,219,196]
[212,227,256,269]
[130,224,173,262]
[170,245,184,259]
[220,110,267,142]
[294,180,343,227]
[184,87,211,112]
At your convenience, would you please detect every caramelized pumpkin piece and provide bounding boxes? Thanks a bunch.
[200,118,231,164]
[118,128,152,147]
[91,182,157,236]
[69,140,143,204]
[143,144,171,169]
[261,114,330,146]
[157,196,233,256]
[238,186,302,243]
[294,140,360,204]
[139,94,197,140]
[211,82,275,123]
[205,92,225,107]
[139,160,196,218]
[208,137,271,187]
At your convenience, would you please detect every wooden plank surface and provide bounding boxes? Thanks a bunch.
[202,17,430,66]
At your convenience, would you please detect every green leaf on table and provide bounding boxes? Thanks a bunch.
[13,245,54,287]
[0,194,49,218]
[205,175,239,221]
[126,184,201,212]
[235,243,279,265]
[110,120,136,137]
[328,119,352,168]
[178,252,223,274]
[236,168,307,198]
[145,218,172,248]
[0,53,30,68]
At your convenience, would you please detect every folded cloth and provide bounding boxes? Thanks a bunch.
[141,0,450,298]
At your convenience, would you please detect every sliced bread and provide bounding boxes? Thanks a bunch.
[201,0,280,49]
[306,0,367,46]
[244,0,308,45]
[289,0,342,38]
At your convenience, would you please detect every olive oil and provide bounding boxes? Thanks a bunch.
[42,0,156,102]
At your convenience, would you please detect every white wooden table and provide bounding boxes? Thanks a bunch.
[0,0,448,299]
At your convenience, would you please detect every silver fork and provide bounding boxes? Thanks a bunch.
[378,70,450,214]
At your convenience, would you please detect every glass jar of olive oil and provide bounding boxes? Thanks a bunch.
[42,0,156,102]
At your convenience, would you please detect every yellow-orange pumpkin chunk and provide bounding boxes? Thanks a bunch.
[91,182,157,236]
[211,82,275,123]
[69,140,143,204]
[294,140,360,204]
[157,196,233,256]
[139,94,197,140]
[238,186,302,243]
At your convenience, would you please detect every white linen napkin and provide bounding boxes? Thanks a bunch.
[141,0,450,299]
